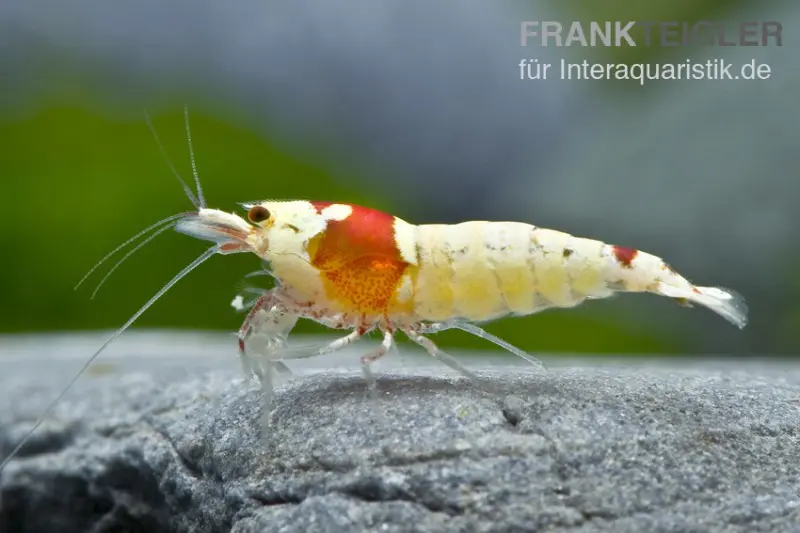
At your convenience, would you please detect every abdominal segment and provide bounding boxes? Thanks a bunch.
[409,222,616,322]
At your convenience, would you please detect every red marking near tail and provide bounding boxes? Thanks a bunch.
[612,246,638,267]
[238,338,246,353]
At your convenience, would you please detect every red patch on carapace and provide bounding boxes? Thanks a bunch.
[309,202,409,313]
[309,203,403,269]
[612,245,638,268]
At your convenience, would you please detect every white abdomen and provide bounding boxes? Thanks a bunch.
[409,222,615,322]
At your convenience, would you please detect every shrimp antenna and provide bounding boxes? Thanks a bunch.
[79,107,207,295]
[144,110,201,209]
[244,269,277,280]
[74,212,192,291]
[89,222,179,299]
[184,104,206,209]
[0,245,219,475]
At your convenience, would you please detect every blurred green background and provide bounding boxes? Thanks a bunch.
[0,0,794,356]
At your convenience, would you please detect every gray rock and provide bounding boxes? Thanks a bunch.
[1,334,799,532]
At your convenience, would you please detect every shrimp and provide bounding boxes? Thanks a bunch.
[207,202,746,356]
[0,108,748,475]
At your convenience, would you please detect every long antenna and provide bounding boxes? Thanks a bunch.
[184,104,206,208]
[144,110,200,209]
[89,222,178,299]
[0,245,219,474]
[74,213,190,291]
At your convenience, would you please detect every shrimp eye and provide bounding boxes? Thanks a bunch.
[248,205,271,224]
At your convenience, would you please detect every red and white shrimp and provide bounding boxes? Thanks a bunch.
[209,200,746,375]
[0,109,747,473]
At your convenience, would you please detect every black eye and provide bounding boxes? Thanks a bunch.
[248,205,271,223]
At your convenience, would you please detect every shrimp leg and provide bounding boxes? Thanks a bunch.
[404,328,512,401]
[420,321,547,371]
[234,291,299,434]
[250,324,370,433]
[236,290,277,372]
[261,326,395,408]
[359,330,395,402]
[403,329,481,382]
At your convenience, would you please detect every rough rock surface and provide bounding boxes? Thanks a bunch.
[1,333,799,532]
